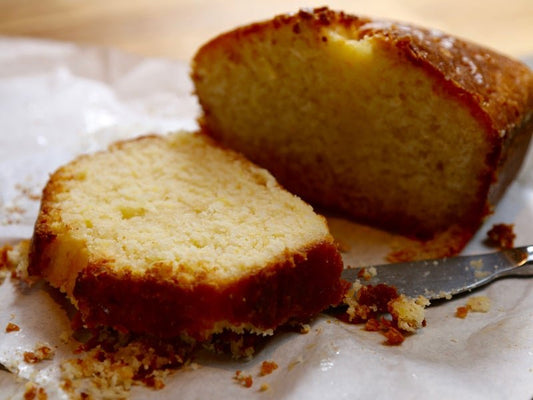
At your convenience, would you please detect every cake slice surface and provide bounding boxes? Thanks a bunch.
[28,132,345,339]
[192,7,533,253]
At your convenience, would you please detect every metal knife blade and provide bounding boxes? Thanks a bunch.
[341,245,533,300]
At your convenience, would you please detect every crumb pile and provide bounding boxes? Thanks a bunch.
[455,296,491,319]
[342,281,429,345]
[23,344,54,364]
[59,328,196,399]
[233,360,279,390]
[23,382,48,400]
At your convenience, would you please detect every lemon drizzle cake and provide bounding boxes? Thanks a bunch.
[28,133,346,339]
[192,7,533,253]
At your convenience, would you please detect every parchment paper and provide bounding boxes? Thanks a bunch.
[0,36,532,400]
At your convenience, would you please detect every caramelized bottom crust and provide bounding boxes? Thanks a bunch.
[73,242,347,340]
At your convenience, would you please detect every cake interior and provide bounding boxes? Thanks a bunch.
[193,21,493,237]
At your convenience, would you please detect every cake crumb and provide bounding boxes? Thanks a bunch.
[234,370,253,388]
[259,360,278,376]
[299,324,311,334]
[382,326,405,346]
[15,183,42,202]
[357,266,377,281]
[287,356,303,371]
[23,344,54,364]
[424,290,452,300]
[5,322,20,333]
[469,258,490,278]
[23,382,47,400]
[259,383,270,392]
[455,296,491,318]
[0,240,31,283]
[341,281,429,345]
[440,291,452,300]
[455,306,470,319]
[0,244,14,283]
[59,330,192,399]
[486,223,515,249]
[466,296,491,312]
[474,269,490,278]
[388,295,429,332]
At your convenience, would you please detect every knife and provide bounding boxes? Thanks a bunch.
[341,245,533,300]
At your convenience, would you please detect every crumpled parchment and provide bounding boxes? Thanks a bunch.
[0,36,532,400]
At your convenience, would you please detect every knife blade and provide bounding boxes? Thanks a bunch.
[341,245,533,300]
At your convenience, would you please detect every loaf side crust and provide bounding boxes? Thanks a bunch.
[30,222,345,339]
[71,241,345,339]
[195,7,533,136]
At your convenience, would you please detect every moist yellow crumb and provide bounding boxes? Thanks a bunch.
[259,383,270,392]
[455,296,491,318]
[466,296,491,312]
[388,295,430,333]
[0,240,31,282]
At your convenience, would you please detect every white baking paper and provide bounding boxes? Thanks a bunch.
[0,36,532,400]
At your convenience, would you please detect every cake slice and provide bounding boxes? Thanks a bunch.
[192,7,533,254]
[28,132,345,340]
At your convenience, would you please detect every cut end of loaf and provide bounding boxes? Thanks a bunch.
[192,7,533,247]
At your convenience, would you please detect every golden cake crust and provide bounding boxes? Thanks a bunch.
[198,7,533,135]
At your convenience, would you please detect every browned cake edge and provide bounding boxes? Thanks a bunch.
[29,230,346,339]
[76,240,346,339]
[194,7,533,136]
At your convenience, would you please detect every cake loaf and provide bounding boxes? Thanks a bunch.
[192,7,533,253]
[28,133,345,339]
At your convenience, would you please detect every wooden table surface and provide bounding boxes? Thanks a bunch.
[1,0,532,62]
